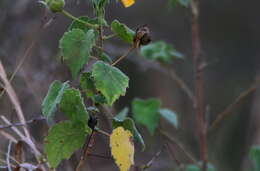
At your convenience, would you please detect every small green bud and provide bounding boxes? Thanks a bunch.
[46,0,65,13]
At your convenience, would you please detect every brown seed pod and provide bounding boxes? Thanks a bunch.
[134,25,151,48]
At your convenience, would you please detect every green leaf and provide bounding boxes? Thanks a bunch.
[45,121,89,168]
[93,94,107,104]
[112,117,145,150]
[111,20,135,44]
[91,0,109,25]
[92,61,129,106]
[60,88,90,131]
[185,163,216,171]
[114,107,129,121]
[42,80,69,123]
[100,52,113,64]
[59,29,96,79]
[132,98,161,135]
[141,41,184,63]
[80,72,96,97]
[159,108,178,128]
[250,145,260,171]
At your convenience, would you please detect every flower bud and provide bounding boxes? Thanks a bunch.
[46,0,65,13]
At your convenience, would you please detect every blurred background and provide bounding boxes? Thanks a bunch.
[0,0,260,170]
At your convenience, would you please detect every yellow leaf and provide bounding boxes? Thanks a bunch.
[110,127,134,171]
[121,0,135,8]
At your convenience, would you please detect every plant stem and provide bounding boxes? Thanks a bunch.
[190,0,207,170]
[76,130,96,171]
[209,83,258,133]
[160,130,197,164]
[103,33,117,40]
[142,146,164,170]
[111,47,135,66]
[61,10,99,29]
[95,128,110,136]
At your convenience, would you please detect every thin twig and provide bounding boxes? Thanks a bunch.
[0,159,15,168]
[209,83,258,133]
[103,33,117,40]
[88,153,112,159]
[1,116,26,141]
[165,65,195,103]
[142,146,164,170]
[190,0,207,170]
[111,47,135,66]
[95,128,110,137]
[165,142,182,168]
[0,62,43,161]
[76,130,96,171]
[0,40,36,99]
[6,141,12,171]
[61,10,99,29]
[160,130,197,164]
[0,116,45,130]
[0,130,17,143]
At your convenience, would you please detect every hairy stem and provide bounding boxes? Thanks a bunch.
[61,10,99,29]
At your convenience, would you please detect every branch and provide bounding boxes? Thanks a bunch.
[111,47,135,66]
[6,141,12,171]
[0,116,45,130]
[0,61,46,170]
[76,131,96,171]
[61,10,99,29]
[209,83,258,133]
[164,65,195,103]
[190,0,207,170]
[160,130,197,164]
[142,146,164,170]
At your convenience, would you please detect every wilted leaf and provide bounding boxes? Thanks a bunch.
[60,88,90,131]
[59,29,96,79]
[42,80,69,123]
[111,20,135,44]
[92,61,129,106]
[45,121,89,168]
[159,108,178,128]
[132,98,161,135]
[113,116,145,150]
[110,127,134,171]
[141,41,184,63]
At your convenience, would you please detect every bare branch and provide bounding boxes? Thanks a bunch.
[0,130,18,143]
[142,146,164,170]
[6,141,12,171]
[112,47,135,66]
[209,83,258,133]
[165,65,195,103]
[0,116,45,130]
[160,130,197,164]
[190,0,207,169]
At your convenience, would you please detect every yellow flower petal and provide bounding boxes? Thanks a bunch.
[110,127,134,171]
[121,0,135,8]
